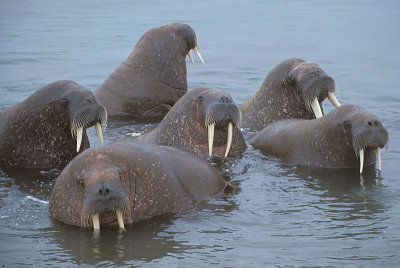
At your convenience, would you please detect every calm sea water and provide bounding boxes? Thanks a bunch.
[1,0,399,267]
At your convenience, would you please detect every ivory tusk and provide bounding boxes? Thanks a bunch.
[187,51,195,65]
[116,210,125,229]
[359,149,364,174]
[328,92,341,108]
[95,122,104,144]
[207,123,215,157]
[192,47,204,64]
[76,127,83,152]
[224,123,233,157]
[92,214,100,230]
[376,147,381,171]
[311,97,323,118]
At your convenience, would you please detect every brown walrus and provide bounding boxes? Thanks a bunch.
[0,80,107,169]
[94,23,204,121]
[240,58,341,130]
[49,142,226,230]
[139,87,247,158]
[251,105,389,173]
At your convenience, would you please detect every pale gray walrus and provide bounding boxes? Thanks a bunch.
[251,105,389,173]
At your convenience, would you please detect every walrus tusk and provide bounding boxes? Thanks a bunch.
[224,122,233,157]
[187,51,195,65]
[376,147,381,171]
[207,123,215,157]
[311,98,323,118]
[192,47,204,64]
[328,92,341,108]
[92,214,100,230]
[359,149,364,173]
[116,210,125,229]
[95,122,104,144]
[76,127,83,152]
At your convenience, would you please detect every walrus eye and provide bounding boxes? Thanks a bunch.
[77,175,85,188]
[343,120,351,128]
[60,97,69,106]
[198,96,204,103]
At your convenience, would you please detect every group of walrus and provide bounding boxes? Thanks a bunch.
[0,23,389,231]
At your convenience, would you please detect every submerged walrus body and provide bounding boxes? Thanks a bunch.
[49,142,226,230]
[252,105,389,173]
[94,23,204,121]
[0,80,107,169]
[241,58,341,131]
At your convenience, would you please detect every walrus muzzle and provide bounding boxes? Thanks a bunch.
[205,104,241,157]
[81,197,131,230]
[353,124,389,173]
[71,104,107,152]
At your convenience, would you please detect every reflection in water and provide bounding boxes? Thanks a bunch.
[50,215,194,266]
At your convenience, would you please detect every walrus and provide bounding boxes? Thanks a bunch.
[139,87,246,158]
[251,105,389,173]
[94,22,204,121]
[49,142,226,230]
[240,58,342,130]
[0,80,107,169]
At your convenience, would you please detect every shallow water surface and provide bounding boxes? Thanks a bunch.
[0,0,399,267]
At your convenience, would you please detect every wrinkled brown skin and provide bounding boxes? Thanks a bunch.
[240,58,336,131]
[94,23,199,121]
[0,80,105,169]
[139,87,247,158]
[252,105,389,169]
[49,142,226,228]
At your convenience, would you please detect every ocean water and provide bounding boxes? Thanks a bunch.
[0,0,399,266]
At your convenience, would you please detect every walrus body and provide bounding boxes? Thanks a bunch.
[49,142,226,229]
[0,80,107,169]
[94,23,204,121]
[241,58,341,131]
[139,87,246,158]
[251,105,388,173]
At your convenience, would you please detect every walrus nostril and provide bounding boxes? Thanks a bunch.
[375,121,381,126]
[98,185,110,196]
[220,96,231,103]
[368,121,372,126]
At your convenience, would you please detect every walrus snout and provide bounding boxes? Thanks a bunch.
[204,102,241,157]
[80,168,130,230]
[293,63,341,118]
[352,115,389,173]
[70,103,107,152]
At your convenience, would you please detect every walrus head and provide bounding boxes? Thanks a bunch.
[345,111,389,173]
[289,61,341,118]
[65,90,108,152]
[198,90,242,157]
[79,162,130,230]
[167,23,204,65]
